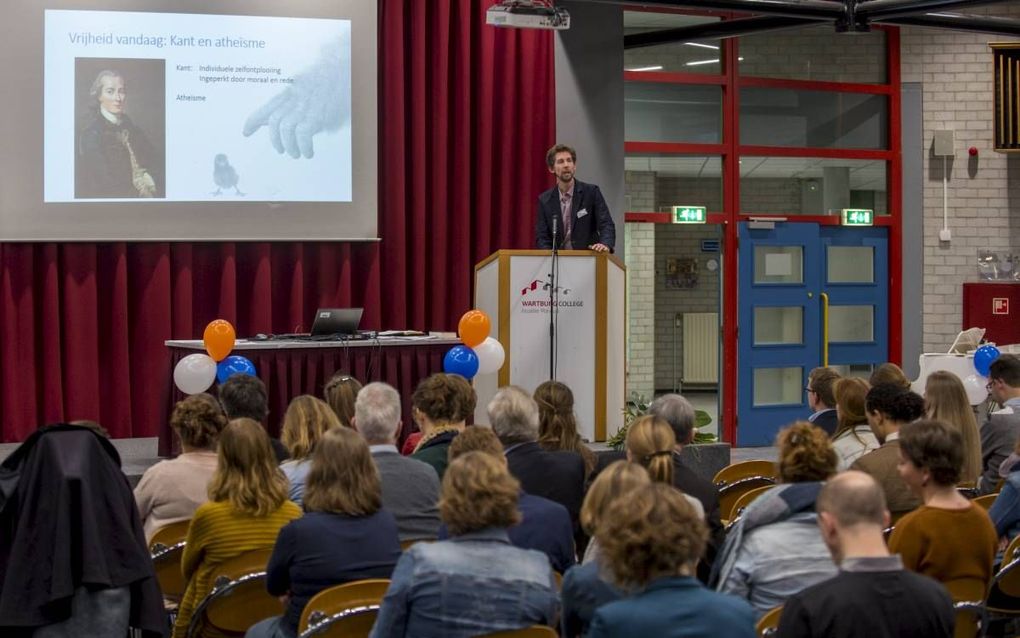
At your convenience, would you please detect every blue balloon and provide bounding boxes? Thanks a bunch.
[217,355,256,384]
[974,345,1001,377]
[443,345,480,380]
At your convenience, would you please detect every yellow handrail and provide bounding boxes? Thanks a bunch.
[820,292,829,366]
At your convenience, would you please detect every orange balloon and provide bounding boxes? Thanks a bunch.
[458,310,491,348]
[203,319,236,362]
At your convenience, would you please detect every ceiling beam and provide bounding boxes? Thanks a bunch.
[856,0,1010,21]
[584,0,845,21]
[625,15,824,48]
[880,12,1020,37]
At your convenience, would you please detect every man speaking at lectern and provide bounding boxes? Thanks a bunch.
[535,144,615,253]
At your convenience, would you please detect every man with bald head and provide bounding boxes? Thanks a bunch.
[776,471,953,638]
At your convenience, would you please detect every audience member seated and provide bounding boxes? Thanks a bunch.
[370,452,558,637]
[713,422,839,616]
[219,374,289,462]
[978,355,1020,494]
[279,395,341,506]
[889,419,997,602]
[832,378,879,470]
[561,461,650,637]
[587,483,756,638]
[535,380,597,478]
[489,385,586,532]
[441,426,575,573]
[135,394,226,540]
[625,415,704,519]
[990,434,1020,543]
[869,362,912,391]
[776,471,954,638]
[173,419,302,638]
[246,428,401,638]
[806,367,841,437]
[851,384,925,522]
[354,382,440,541]
[409,373,474,480]
[0,424,165,637]
[925,371,983,486]
[323,371,362,428]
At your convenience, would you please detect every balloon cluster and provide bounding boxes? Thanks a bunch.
[443,310,506,380]
[173,319,257,394]
[963,345,1002,404]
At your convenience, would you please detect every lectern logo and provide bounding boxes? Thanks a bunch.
[519,279,584,313]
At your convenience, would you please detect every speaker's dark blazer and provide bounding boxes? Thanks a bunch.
[505,441,586,530]
[535,179,616,251]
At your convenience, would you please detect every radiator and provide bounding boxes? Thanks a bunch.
[682,312,719,384]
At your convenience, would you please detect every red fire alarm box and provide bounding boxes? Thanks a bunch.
[963,282,1020,346]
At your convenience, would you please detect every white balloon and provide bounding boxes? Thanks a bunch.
[962,373,990,406]
[475,337,506,375]
[174,353,217,394]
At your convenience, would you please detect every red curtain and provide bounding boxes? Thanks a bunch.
[0,0,554,442]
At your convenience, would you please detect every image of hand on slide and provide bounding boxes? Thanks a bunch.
[242,41,349,159]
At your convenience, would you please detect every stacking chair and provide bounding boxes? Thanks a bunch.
[953,600,987,638]
[972,494,998,510]
[756,605,782,637]
[186,548,280,638]
[730,485,775,519]
[713,460,779,486]
[149,519,191,602]
[481,626,558,638]
[298,579,391,638]
[987,536,1020,619]
[720,476,777,523]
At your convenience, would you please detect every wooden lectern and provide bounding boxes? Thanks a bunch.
[473,250,626,442]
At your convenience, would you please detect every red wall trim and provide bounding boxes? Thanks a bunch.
[738,75,893,95]
[738,145,892,160]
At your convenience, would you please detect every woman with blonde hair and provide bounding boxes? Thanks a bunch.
[371,451,558,637]
[870,362,912,390]
[714,422,838,617]
[535,380,596,477]
[135,393,226,540]
[625,416,705,520]
[561,461,651,637]
[323,371,362,428]
[279,395,341,505]
[832,377,880,470]
[924,371,982,485]
[173,419,301,638]
[246,428,401,638]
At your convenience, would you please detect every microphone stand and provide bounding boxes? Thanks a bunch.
[548,213,559,381]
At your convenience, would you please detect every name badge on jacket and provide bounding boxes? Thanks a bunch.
[576,208,588,218]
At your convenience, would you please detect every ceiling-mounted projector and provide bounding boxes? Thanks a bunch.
[486,1,570,30]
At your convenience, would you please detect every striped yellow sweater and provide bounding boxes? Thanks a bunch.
[172,499,302,638]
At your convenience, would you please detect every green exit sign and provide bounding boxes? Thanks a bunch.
[841,208,874,226]
[672,206,707,224]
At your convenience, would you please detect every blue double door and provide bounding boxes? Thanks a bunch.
[737,222,888,446]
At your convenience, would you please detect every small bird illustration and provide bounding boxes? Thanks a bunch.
[212,154,244,196]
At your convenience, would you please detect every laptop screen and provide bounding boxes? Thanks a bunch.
[310,308,364,336]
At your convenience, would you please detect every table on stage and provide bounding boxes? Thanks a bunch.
[163,336,461,455]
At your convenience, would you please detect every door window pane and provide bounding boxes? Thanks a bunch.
[739,26,887,83]
[740,157,887,216]
[829,364,874,379]
[625,12,723,75]
[827,246,874,283]
[754,246,803,284]
[754,367,803,406]
[829,305,874,342]
[740,88,887,149]
[625,83,722,144]
[754,307,803,345]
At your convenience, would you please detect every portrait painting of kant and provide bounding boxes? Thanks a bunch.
[74,58,166,199]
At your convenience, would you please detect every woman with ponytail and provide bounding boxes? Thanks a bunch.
[535,381,596,478]
[852,384,926,522]
[625,416,703,519]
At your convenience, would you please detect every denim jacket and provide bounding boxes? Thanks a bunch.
[989,469,1020,541]
[369,527,559,638]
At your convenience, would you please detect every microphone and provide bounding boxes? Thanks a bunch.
[551,211,558,248]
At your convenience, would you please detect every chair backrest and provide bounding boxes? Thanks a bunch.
[952,600,985,638]
[298,579,391,636]
[187,548,280,637]
[714,460,778,486]
[756,605,782,637]
[971,494,998,510]
[730,485,775,519]
[149,520,191,601]
[719,476,777,522]
[480,626,558,638]
[298,605,381,638]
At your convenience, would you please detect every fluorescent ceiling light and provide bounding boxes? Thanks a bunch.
[686,59,719,66]
[685,42,719,50]
[626,65,664,72]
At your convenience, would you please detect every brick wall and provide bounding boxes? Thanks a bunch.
[625,222,656,400]
[900,12,1020,352]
